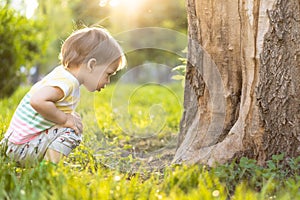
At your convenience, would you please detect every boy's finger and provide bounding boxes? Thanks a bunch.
[73,127,78,134]
[75,121,83,134]
[73,112,81,118]
[77,123,83,133]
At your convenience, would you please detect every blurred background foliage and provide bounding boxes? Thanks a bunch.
[40,0,187,74]
[0,4,48,98]
[0,0,187,98]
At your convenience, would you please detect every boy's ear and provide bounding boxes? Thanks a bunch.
[86,58,97,72]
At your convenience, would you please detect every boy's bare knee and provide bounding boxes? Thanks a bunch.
[44,149,64,164]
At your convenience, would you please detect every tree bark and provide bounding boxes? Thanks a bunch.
[173,0,300,166]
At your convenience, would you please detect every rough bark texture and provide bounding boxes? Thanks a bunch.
[257,0,300,160]
[173,0,300,166]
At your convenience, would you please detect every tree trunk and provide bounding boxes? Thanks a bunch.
[173,0,300,166]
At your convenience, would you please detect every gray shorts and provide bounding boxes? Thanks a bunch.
[0,126,82,167]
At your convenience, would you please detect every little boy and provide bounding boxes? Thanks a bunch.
[0,27,126,167]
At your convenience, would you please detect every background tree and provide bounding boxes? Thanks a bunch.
[173,0,300,166]
[0,5,47,98]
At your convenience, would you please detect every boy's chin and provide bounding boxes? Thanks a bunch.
[84,86,98,92]
[95,86,103,92]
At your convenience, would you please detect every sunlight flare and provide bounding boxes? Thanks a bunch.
[99,0,146,11]
[11,0,38,18]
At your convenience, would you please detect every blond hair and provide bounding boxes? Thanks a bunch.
[60,27,126,70]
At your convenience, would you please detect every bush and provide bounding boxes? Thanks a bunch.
[0,6,47,98]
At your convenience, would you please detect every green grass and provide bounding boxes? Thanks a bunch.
[0,84,299,200]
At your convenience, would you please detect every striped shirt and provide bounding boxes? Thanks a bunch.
[5,65,80,144]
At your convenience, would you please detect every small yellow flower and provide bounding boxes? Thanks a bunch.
[212,190,220,197]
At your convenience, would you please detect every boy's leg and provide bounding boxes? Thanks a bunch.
[2,127,65,167]
[46,128,82,162]
[44,148,64,164]
[2,126,81,166]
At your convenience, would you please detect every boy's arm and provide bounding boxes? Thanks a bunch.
[30,86,82,134]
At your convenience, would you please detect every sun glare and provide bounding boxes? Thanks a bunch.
[99,0,145,11]
[10,0,38,18]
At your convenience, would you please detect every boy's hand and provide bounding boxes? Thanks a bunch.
[63,113,83,134]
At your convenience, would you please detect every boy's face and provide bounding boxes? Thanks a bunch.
[83,60,119,92]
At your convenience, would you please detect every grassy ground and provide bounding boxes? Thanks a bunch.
[0,84,299,200]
